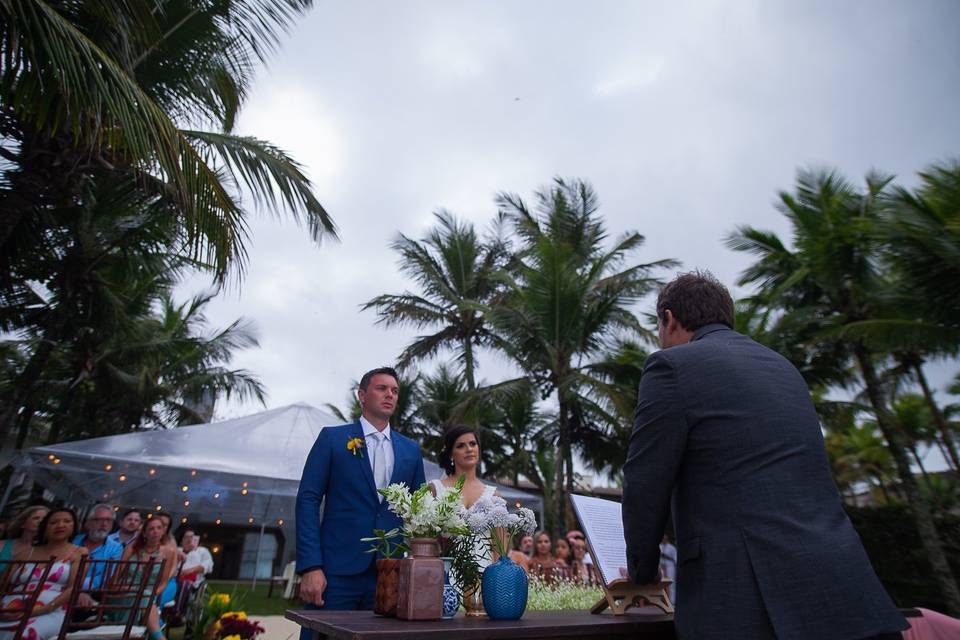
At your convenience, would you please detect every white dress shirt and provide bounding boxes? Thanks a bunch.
[360,416,394,487]
[181,545,215,585]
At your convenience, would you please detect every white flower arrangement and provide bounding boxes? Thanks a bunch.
[379,478,470,540]
[464,493,537,559]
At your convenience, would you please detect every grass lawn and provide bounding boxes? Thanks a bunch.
[205,579,299,617]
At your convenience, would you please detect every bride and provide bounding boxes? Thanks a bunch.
[430,425,501,567]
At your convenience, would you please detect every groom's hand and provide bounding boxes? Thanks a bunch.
[300,568,327,607]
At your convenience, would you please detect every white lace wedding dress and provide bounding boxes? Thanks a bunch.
[430,478,495,570]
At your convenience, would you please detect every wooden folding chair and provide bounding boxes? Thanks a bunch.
[57,556,166,640]
[0,559,56,639]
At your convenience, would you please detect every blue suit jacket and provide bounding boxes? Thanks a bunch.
[296,422,426,577]
[622,325,907,640]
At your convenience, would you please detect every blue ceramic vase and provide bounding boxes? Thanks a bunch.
[481,556,528,620]
[441,557,460,619]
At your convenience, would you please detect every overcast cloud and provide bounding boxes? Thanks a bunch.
[179,0,960,420]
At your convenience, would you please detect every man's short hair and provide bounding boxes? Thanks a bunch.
[358,367,399,391]
[88,504,114,520]
[656,271,735,332]
[120,508,141,520]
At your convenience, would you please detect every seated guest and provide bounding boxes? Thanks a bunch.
[554,536,572,566]
[565,530,594,568]
[73,504,124,595]
[178,530,213,586]
[527,531,559,584]
[0,508,87,640]
[107,509,141,548]
[153,513,178,610]
[120,517,178,640]
[0,505,49,561]
[570,537,600,586]
[518,534,534,557]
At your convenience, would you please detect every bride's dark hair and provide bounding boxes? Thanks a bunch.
[439,425,481,475]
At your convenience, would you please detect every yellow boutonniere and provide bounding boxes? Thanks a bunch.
[347,437,364,458]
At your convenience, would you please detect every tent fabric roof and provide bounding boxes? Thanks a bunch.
[20,403,543,527]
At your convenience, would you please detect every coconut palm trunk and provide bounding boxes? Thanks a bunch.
[856,347,960,614]
[913,363,960,471]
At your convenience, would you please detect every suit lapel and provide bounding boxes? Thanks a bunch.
[353,422,379,500]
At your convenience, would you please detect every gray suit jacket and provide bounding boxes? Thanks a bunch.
[622,324,907,640]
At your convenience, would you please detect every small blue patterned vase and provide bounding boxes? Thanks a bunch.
[440,557,460,619]
[481,556,528,620]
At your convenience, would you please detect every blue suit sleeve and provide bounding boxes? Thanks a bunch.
[622,350,688,584]
[296,429,332,574]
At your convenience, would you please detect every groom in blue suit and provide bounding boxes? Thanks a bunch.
[295,367,426,631]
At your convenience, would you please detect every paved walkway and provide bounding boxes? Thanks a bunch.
[258,614,301,640]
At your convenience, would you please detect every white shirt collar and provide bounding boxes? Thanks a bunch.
[360,415,391,440]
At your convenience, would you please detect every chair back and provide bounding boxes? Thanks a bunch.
[0,559,56,639]
[57,556,167,640]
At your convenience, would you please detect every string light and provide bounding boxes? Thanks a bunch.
[241,489,248,496]
[155,505,162,511]
[104,464,113,471]
[213,492,220,499]
[248,517,254,524]
[180,485,189,492]
[48,454,55,460]
[190,470,197,476]
[148,468,156,476]
[119,474,127,482]
[52,458,61,464]
[215,519,222,525]
[515,501,522,508]
[277,519,284,526]
[211,545,221,554]
[183,500,190,507]
[113,506,119,512]
[181,517,187,524]
[242,481,248,488]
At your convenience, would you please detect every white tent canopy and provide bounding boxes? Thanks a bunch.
[18,402,544,546]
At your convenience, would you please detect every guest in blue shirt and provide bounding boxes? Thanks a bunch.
[73,504,125,591]
[106,508,142,549]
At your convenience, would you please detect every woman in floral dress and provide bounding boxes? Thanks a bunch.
[0,508,87,640]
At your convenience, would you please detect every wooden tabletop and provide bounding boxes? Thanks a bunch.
[285,609,676,640]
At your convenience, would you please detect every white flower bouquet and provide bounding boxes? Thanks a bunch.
[464,493,537,559]
[379,477,470,540]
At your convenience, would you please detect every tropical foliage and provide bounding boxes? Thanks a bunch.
[0,0,333,449]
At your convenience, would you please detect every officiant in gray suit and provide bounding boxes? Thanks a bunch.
[622,271,907,640]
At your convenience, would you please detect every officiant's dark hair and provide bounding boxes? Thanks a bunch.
[656,270,734,331]
[358,366,399,390]
[440,425,481,475]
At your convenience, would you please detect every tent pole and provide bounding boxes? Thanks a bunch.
[250,522,266,590]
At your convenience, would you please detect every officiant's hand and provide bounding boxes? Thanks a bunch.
[301,568,327,606]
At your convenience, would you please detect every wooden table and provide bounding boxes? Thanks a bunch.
[286,609,676,640]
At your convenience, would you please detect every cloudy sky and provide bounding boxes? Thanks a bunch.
[181,0,960,420]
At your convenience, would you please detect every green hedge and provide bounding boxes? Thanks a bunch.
[846,505,960,611]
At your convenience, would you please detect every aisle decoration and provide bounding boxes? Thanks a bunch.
[466,494,537,620]
[376,478,469,620]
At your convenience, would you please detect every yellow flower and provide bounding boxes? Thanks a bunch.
[223,635,242,640]
[347,437,364,458]
[211,593,230,605]
[221,611,246,621]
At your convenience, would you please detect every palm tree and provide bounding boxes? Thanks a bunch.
[490,177,675,538]
[363,211,509,390]
[0,0,337,446]
[726,168,960,614]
